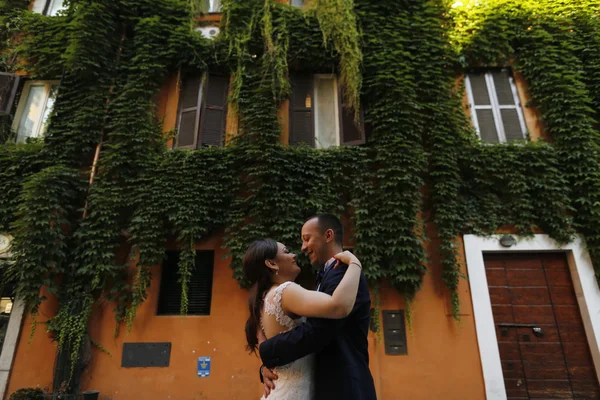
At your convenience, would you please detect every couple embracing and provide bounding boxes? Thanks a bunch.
[243,214,377,400]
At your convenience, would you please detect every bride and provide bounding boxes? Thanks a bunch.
[243,238,362,400]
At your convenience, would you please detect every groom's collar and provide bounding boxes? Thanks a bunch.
[323,257,336,272]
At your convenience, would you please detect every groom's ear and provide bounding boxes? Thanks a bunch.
[324,228,335,243]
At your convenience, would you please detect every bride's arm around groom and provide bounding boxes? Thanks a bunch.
[259,214,377,400]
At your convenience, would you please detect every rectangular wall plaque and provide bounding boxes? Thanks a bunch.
[121,342,171,368]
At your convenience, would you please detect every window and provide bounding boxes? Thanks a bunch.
[0,73,21,115]
[289,75,366,148]
[175,73,229,149]
[465,69,527,143]
[157,250,214,316]
[290,0,304,7]
[0,289,14,353]
[199,0,221,13]
[32,0,66,16]
[12,81,58,143]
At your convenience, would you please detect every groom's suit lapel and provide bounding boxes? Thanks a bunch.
[316,263,335,292]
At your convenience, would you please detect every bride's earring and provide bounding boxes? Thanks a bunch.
[275,269,279,275]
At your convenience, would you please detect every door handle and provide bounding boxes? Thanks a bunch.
[497,323,544,338]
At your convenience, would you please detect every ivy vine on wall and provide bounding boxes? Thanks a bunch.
[0,0,598,384]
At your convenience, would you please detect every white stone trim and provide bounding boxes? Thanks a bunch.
[0,297,25,400]
[464,234,600,400]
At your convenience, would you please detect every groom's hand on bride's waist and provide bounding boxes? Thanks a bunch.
[260,365,278,398]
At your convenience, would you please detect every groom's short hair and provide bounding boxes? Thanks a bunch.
[307,213,344,246]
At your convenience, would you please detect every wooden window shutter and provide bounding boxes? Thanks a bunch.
[469,72,500,143]
[200,74,228,147]
[157,250,215,316]
[289,76,314,146]
[175,74,203,149]
[492,70,526,142]
[0,73,21,115]
[469,73,491,106]
[476,109,500,143]
[501,109,524,142]
[340,104,366,146]
[467,70,526,143]
[467,72,500,143]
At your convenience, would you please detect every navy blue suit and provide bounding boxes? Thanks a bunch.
[259,263,377,400]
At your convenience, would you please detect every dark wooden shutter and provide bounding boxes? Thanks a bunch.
[0,73,21,115]
[469,73,491,105]
[493,70,525,142]
[157,250,214,316]
[340,102,366,146]
[200,74,228,147]
[469,72,500,143]
[175,74,203,149]
[289,76,314,146]
[492,70,515,106]
[476,109,499,143]
[501,109,524,142]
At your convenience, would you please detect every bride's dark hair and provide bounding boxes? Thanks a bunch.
[243,238,278,354]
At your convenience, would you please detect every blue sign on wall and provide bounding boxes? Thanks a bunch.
[198,356,211,377]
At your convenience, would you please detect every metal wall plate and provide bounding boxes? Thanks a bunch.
[121,342,171,368]
[383,310,407,355]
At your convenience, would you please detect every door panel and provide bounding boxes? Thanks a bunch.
[484,253,600,399]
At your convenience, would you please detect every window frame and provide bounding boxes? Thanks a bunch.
[289,74,366,148]
[175,74,204,150]
[0,72,21,115]
[288,75,315,147]
[156,250,215,317]
[12,80,59,143]
[340,94,367,146]
[198,74,229,148]
[174,73,229,149]
[465,69,527,144]
[313,74,341,149]
[32,0,66,16]
[206,0,221,14]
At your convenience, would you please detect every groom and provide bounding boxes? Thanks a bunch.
[259,214,377,399]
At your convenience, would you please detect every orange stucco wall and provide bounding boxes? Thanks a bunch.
[6,227,486,399]
[369,229,485,400]
[7,236,266,399]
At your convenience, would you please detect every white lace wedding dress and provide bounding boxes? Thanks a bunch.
[260,281,316,400]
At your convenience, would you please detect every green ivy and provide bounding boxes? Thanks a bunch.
[0,0,599,388]
[0,143,47,231]
[309,0,362,114]
[449,0,600,282]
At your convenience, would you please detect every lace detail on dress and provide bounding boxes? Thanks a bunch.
[260,282,315,400]
[264,281,296,330]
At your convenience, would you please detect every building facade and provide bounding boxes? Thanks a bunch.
[0,0,599,399]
